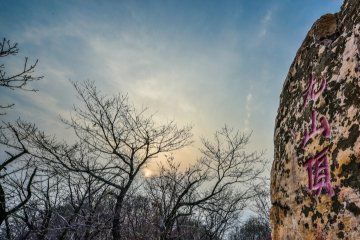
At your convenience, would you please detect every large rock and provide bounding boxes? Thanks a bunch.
[271,0,360,239]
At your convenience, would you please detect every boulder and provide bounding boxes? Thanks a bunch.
[271,0,360,239]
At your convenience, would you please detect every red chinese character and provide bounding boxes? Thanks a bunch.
[302,75,327,108]
[305,147,334,196]
[301,110,330,149]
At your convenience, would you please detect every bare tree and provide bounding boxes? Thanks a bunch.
[252,181,270,229]
[198,191,244,240]
[2,162,113,240]
[0,37,42,230]
[11,175,61,240]
[0,121,37,226]
[228,217,271,240]
[56,174,112,240]
[0,38,43,113]
[119,194,158,239]
[145,126,265,240]
[228,180,271,240]
[110,193,217,240]
[27,80,192,239]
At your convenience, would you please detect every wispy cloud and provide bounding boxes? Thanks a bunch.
[10,10,246,148]
[0,0,343,163]
[244,92,253,131]
[258,7,276,38]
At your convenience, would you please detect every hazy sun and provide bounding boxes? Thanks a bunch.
[143,168,153,178]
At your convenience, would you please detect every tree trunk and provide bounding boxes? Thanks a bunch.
[160,220,175,240]
[111,193,126,240]
[0,183,7,226]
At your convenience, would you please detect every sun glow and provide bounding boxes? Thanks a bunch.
[143,168,153,178]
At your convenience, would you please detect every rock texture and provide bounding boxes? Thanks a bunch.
[271,0,360,239]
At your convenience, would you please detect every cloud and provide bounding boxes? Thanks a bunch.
[244,92,253,131]
[5,8,250,155]
[2,0,302,163]
[258,8,275,38]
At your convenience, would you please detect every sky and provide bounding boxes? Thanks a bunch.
[0,0,343,173]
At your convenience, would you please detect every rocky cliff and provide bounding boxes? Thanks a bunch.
[271,0,360,239]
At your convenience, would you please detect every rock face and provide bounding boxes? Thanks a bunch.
[271,0,360,239]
